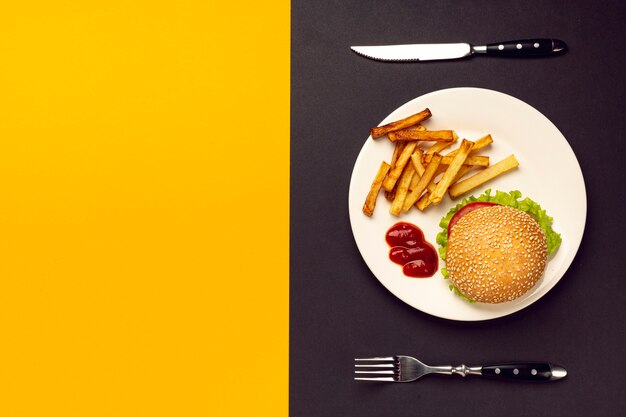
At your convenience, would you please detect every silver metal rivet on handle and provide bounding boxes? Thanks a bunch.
[498,45,504,50]
[513,368,519,375]
[495,368,501,374]
[516,43,522,49]
[534,42,540,48]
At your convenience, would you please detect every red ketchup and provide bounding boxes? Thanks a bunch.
[385,222,438,278]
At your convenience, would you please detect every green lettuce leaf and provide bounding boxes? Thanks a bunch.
[437,189,562,302]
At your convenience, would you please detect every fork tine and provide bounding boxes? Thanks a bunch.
[354,363,394,368]
[354,370,394,375]
[354,376,395,381]
[354,356,394,361]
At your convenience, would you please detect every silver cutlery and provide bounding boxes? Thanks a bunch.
[354,355,567,382]
[351,38,567,62]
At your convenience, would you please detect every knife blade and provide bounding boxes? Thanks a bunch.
[351,38,567,62]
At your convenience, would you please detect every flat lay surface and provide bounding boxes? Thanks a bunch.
[291,1,626,416]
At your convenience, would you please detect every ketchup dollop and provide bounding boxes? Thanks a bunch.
[385,222,438,278]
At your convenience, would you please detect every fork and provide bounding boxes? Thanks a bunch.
[354,356,567,382]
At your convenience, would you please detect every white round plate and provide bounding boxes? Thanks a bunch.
[348,87,586,321]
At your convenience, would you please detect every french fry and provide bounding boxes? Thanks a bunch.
[383,141,417,192]
[388,125,426,142]
[429,139,474,204]
[384,141,406,201]
[408,169,421,191]
[446,134,493,156]
[390,163,416,216]
[469,133,492,152]
[410,150,426,175]
[389,141,406,166]
[426,135,458,155]
[428,135,491,176]
[402,153,442,211]
[451,164,479,184]
[423,154,489,167]
[370,108,432,139]
[448,154,520,199]
[416,191,432,211]
[393,129,455,142]
[410,151,438,193]
[362,161,391,216]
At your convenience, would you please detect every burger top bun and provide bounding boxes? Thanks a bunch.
[446,205,548,304]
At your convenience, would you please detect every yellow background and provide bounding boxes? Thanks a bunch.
[0,2,288,416]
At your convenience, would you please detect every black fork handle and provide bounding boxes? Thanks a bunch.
[481,362,567,381]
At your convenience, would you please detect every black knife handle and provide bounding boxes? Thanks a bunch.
[481,362,566,381]
[480,39,567,56]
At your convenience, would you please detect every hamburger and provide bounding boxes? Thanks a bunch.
[437,190,561,304]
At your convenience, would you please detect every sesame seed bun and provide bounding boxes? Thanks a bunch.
[446,205,548,304]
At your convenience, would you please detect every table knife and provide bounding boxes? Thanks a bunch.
[351,38,567,62]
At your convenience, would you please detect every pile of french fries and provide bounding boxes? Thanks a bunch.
[363,108,519,217]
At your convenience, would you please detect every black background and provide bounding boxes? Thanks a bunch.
[290,1,626,416]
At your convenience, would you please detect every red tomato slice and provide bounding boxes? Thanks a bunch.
[447,202,499,236]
